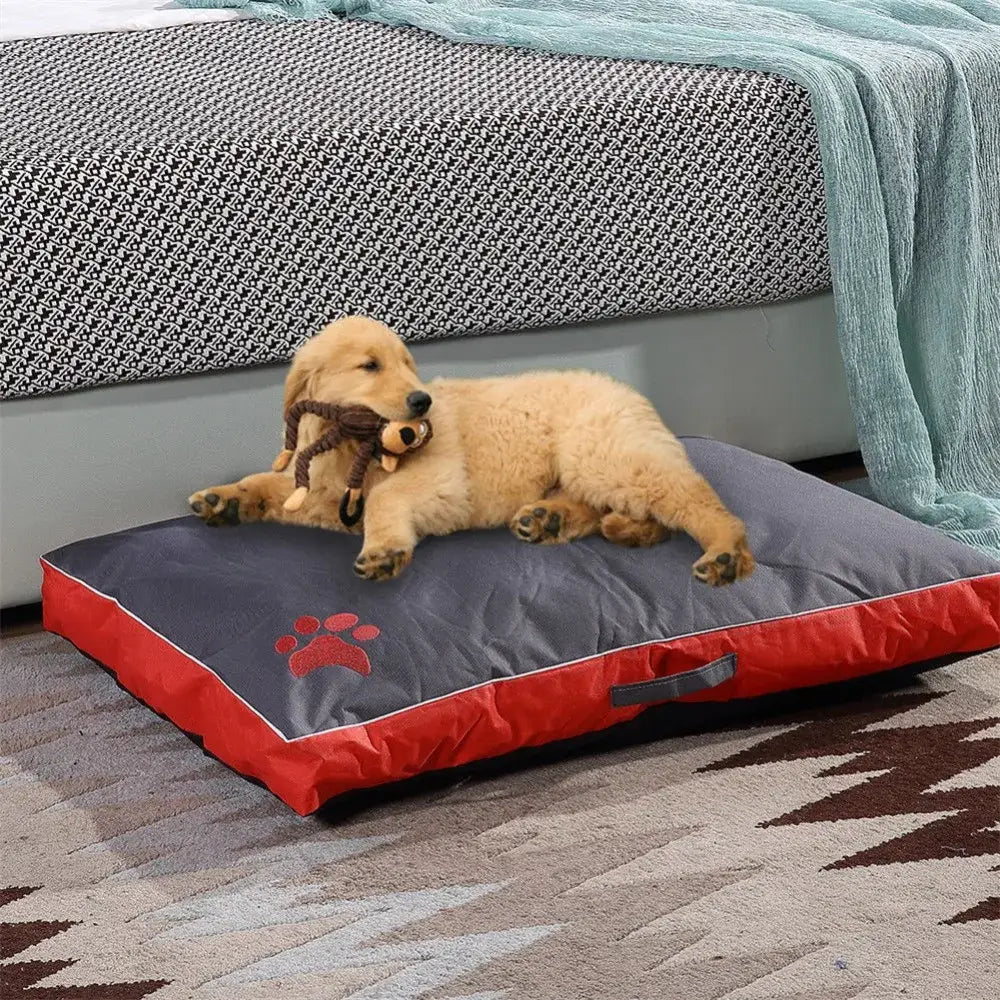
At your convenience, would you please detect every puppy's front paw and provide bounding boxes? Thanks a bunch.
[188,485,262,526]
[353,547,412,582]
[510,504,568,544]
[692,538,755,586]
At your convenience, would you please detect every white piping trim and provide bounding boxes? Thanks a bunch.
[41,557,1000,745]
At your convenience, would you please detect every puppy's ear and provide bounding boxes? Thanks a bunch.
[282,353,316,418]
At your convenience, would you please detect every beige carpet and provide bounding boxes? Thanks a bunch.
[1,632,997,1000]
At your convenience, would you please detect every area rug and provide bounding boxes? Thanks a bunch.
[1,632,997,1000]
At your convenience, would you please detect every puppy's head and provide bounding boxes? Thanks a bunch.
[283,317,431,422]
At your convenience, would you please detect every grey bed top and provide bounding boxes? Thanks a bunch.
[0,17,830,400]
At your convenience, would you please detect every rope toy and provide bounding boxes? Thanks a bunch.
[273,401,432,526]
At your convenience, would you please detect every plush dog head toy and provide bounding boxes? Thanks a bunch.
[272,400,432,526]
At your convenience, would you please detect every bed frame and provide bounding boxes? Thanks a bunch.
[1,293,854,606]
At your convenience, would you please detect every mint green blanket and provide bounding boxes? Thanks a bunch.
[182,0,1000,559]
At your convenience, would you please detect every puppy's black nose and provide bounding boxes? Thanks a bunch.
[406,391,432,416]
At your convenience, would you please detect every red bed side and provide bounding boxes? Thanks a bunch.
[42,561,1000,815]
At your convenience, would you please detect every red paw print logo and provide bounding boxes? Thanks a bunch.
[274,613,380,678]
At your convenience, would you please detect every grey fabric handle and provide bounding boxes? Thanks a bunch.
[610,653,737,707]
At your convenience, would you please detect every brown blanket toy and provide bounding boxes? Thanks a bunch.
[272,401,432,526]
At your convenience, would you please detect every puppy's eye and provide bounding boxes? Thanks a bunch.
[360,359,380,372]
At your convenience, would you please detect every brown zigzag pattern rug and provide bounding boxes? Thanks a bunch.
[1,632,997,999]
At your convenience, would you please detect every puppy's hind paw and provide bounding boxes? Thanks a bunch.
[693,539,755,586]
[510,504,568,544]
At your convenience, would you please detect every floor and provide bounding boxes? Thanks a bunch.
[4,629,995,999]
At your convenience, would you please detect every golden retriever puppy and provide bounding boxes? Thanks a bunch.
[189,317,754,585]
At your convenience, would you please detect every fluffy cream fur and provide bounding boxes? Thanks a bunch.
[189,317,754,584]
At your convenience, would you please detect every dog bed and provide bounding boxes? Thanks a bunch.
[42,438,999,814]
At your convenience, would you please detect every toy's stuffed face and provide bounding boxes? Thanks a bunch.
[380,419,432,456]
[283,317,432,423]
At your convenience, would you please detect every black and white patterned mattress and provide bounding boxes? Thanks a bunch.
[0,17,830,400]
